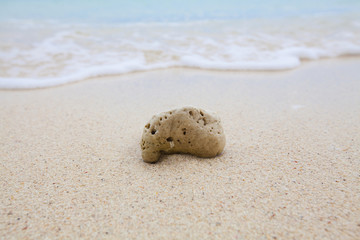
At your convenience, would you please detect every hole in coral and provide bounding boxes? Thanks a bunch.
[189,111,193,116]
[177,140,181,143]
[151,130,157,135]
[182,128,187,135]
[169,111,172,115]
[188,141,191,144]
[145,123,150,129]
[165,116,168,119]
[160,117,162,121]
[200,111,204,116]
[166,137,173,142]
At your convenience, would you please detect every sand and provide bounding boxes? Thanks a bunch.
[1,57,360,239]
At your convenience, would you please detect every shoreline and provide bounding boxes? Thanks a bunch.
[1,56,360,91]
[1,57,360,239]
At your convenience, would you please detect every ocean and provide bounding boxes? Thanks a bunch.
[1,0,360,88]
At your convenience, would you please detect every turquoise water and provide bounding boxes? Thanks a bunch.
[2,0,359,23]
[1,0,360,88]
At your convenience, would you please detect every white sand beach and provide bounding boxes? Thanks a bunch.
[1,57,360,239]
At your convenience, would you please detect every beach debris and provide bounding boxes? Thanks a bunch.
[140,106,226,163]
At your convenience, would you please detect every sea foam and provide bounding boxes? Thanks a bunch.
[1,14,360,89]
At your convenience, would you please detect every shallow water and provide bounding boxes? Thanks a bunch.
[1,0,360,88]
